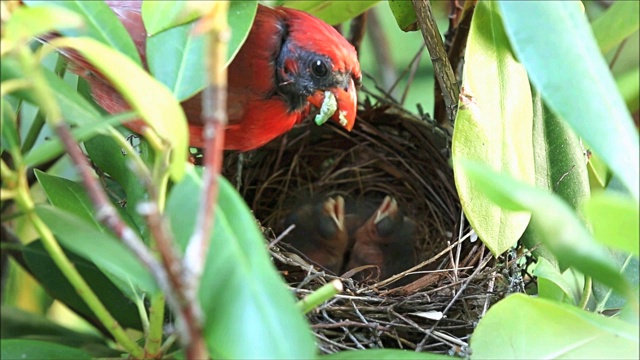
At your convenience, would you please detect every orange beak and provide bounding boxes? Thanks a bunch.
[308,77,358,131]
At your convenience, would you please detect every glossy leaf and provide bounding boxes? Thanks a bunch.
[35,205,158,295]
[22,240,143,331]
[388,0,417,32]
[616,67,640,113]
[224,0,258,66]
[521,88,590,267]
[1,339,92,360]
[582,192,640,257]
[2,59,103,129]
[281,1,378,25]
[324,349,452,360]
[83,133,151,240]
[532,258,579,305]
[35,170,99,227]
[460,160,632,297]
[24,112,136,168]
[1,99,21,153]
[499,1,640,202]
[3,5,84,44]
[165,166,315,359]
[47,37,187,180]
[24,0,141,65]
[1,306,102,345]
[470,293,639,359]
[141,1,188,35]
[591,0,640,54]
[146,0,256,99]
[146,21,206,101]
[452,1,534,256]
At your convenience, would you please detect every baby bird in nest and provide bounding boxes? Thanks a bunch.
[344,196,418,286]
[283,195,349,274]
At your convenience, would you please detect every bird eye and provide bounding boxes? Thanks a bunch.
[311,60,328,77]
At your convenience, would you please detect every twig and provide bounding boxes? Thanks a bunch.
[416,253,492,351]
[412,0,459,127]
[349,11,368,55]
[366,7,397,92]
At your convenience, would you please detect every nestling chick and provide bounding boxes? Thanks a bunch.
[345,196,417,286]
[283,196,349,274]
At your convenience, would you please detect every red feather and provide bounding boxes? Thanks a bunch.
[69,2,361,152]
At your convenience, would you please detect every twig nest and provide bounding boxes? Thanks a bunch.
[222,102,497,353]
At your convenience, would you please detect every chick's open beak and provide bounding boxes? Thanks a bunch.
[308,77,358,131]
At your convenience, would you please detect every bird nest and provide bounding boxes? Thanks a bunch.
[221,98,511,355]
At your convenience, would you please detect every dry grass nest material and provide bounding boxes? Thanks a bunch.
[222,99,515,355]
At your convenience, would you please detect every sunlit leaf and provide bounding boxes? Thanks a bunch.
[35,205,158,295]
[22,240,143,331]
[582,192,639,257]
[324,349,452,360]
[452,1,534,256]
[46,37,187,180]
[470,294,639,359]
[499,1,640,202]
[1,339,92,360]
[460,160,632,297]
[165,166,315,358]
[3,5,83,44]
[388,0,417,32]
[281,1,377,25]
[591,1,640,54]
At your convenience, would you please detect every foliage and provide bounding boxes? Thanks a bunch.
[1,0,638,359]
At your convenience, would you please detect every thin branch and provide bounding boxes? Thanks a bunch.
[366,7,397,92]
[349,11,368,55]
[412,0,459,128]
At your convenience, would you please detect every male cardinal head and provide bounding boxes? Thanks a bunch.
[58,2,362,151]
[222,5,362,150]
[283,195,349,274]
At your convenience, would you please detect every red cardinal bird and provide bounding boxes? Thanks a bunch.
[283,196,349,274]
[70,1,361,151]
[345,196,417,287]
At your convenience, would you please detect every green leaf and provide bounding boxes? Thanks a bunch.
[470,293,639,359]
[165,166,316,359]
[532,258,580,304]
[499,1,640,202]
[388,1,417,32]
[1,339,92,360]
[24,0,141,65]
[47,37,188,180]
[591,0,640,54]
[35,170,100,227]
[323,349,452,360]
[141,1,188,36]
[616,67,640,113]
[3,5,84,44]
[35,205,158,295]
[22,240,143,331]
[145,0,256,70]
[225,1,259,66]
[593,252,639,313]
[146,21,206,101]
[521,88,590,267]
[281,1,378,25]
[1,60,103,131]
[1,99,21,153]
[582,192,639,257]
[24,112,136,168]
[83,133,151,240]
[452,1,534,256]
[460,160,632,297]
[1,305,102,344]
